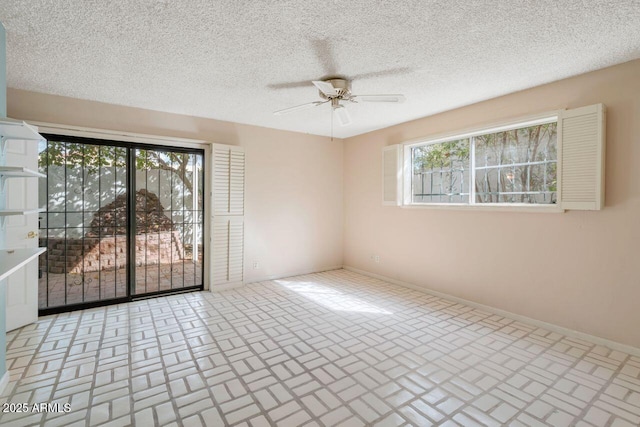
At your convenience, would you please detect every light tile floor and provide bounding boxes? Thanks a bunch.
[2,269,640,426]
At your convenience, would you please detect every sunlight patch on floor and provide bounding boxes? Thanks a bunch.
[275,279,392,315]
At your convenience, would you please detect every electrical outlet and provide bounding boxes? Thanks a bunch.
[374,255,380,263]
[252,261,259,269]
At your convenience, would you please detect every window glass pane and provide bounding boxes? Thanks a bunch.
[474,122,557,204]
[411,139,470,203]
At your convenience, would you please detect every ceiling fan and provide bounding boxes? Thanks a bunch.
[273,78,405,126]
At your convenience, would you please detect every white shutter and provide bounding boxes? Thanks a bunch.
[212,144,245,286]
[212,216,243,285]
[214,145,245,216]
[213,146,230,215]
[382,144,402,206]
[559,104,606,210]
[212,217,230,284]
[229,149,245,215]
[228,217,244,282]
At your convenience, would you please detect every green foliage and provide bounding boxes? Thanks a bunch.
[412,122,558,204]
[39,141,202,199]
[413,139,470,173]
[135,149,191,172]
[40,142,127,172]
[39,141,192,175]
[547,162,557,192]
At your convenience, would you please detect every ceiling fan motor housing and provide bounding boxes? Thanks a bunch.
[272,76,404,123]
[319,78,351,101]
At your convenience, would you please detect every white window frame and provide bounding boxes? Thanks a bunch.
[402,111,564,213]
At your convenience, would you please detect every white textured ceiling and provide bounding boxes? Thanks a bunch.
[1,1,639,138]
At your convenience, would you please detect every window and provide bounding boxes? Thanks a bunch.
[412,138,470,203]
[384,104,605,211]
[408,118,558,206]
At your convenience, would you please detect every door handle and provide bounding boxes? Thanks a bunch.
[27,231,38,239]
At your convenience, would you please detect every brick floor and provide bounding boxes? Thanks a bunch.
[38,261,203,309]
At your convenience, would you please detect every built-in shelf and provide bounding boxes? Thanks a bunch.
[0,166,46,192]
[0,118,44,143]
[0,208,45,216]
[0,166,46,179]
[0,247,46,282]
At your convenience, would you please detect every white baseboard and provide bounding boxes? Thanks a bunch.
[210,281,245,292]
[344,265,640,358]
[211,265,344,292]
[0,370,9,396]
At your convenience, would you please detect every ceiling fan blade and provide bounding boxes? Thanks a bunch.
[334,106,352,126]
[312,80,336,97]
[352,94,406,103]
[273,101,326,115]
[268,80,317,90]
[350,67,412,81]
[310,39,338,76]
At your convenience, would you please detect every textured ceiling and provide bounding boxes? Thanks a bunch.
[1,1,639,138]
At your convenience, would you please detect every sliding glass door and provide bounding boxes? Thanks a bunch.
[133,149,204,295]
[38,136,204,313]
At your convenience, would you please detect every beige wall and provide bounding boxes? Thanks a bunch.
[8,88,344,284]
[8,59,640,349]
[343,59,640,348]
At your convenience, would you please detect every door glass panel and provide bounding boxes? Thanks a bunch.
[38,140,129,309]
[133,149,204,295]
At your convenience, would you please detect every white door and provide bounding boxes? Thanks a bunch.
[4,138,39,331]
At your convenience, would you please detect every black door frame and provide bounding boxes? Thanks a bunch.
[39,134,205,316]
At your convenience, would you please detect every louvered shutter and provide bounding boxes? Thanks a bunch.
[214,145,244,216]
[212,144,245,286]
[212,217,230,285]
[229,149,245,215]
[228,216,244,282]
[382,144,402,206]
[559,104,606,210]
[212,216,244,285]
[213,146,230,215]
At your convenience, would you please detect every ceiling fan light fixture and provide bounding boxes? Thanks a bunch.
[334,105,352,126]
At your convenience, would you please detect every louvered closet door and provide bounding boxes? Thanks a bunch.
[214,145,245,216]
[213,146,230,215]
[212,144,245,286]
[229,149,245,215]
[212,216,244,284]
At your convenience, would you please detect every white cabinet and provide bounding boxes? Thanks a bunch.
[0,118,46,331]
